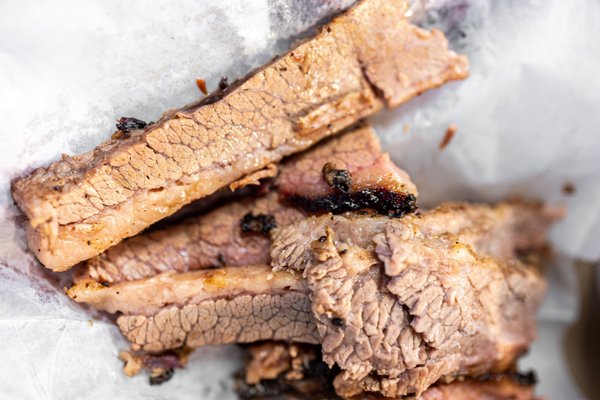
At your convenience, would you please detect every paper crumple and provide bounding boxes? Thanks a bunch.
[0,0,597,398]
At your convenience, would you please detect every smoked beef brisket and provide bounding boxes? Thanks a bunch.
[12,0,467,271]
[74,124,417,284]
[68,202,558,397]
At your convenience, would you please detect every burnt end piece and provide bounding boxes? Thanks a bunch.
[241,213,278,234]
[116,117,148,132]
[288,190,417,218]
[322,163,352,193]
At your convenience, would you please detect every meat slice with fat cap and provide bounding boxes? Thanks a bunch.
[12,0,467,271]
[75,124,417,285]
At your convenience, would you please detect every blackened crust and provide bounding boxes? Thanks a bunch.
[286,189,417,218]
[149,368,174,385]
[241,213,278,234]
[477,370,538,387]
[235,360,338,399]
[116,117,148,132]
[322,163,352,193]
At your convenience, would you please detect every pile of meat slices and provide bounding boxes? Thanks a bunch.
[11,0,563,399]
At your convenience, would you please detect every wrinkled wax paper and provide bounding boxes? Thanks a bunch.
[0,0,598,399]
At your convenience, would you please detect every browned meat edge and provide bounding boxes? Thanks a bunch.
[12,0,468,271]
[67,202,559,397]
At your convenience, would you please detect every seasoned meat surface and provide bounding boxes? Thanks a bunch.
[76,192,299,285]
[271,201,561,272]
[277,123,417,200]
[68,265,317,353]
[12,0,467,271]
[75,124,417,285]
[270,204,558,397]
[70,264,318,353]
[118,291,317,354]
[236,342,538,400]
[69,265,306,316]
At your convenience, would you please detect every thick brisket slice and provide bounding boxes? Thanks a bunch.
[68,265,317,353]
[269,205,559,398]
[69,265,305,315]
[117,291,316,353]
[76,124,416,285]
[12,0,467,271]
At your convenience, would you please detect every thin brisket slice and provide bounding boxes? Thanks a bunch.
[12,0,467,271]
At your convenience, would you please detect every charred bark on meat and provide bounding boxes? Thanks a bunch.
[235,358,338,399]
[241,213,278,234]
[322,163,352,193]
[116,117,148,132]
[286,190,417,218]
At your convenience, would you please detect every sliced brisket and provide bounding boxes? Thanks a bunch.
[69,203,556,391]
[76,192,298,285]
[75,124,417,285]
[237,374,538,400]
[12,0,467,271]
[69,265,317,353]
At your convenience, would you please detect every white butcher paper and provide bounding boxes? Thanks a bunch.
[0,0,597,399]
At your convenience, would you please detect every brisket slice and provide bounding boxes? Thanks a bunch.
[69,265,318,353]
[269,209,554,398]
[76,192,299,285]
[75,124,417,285]
[12,0,466,272]
[235,342,538,400]
[271,201,562,271]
